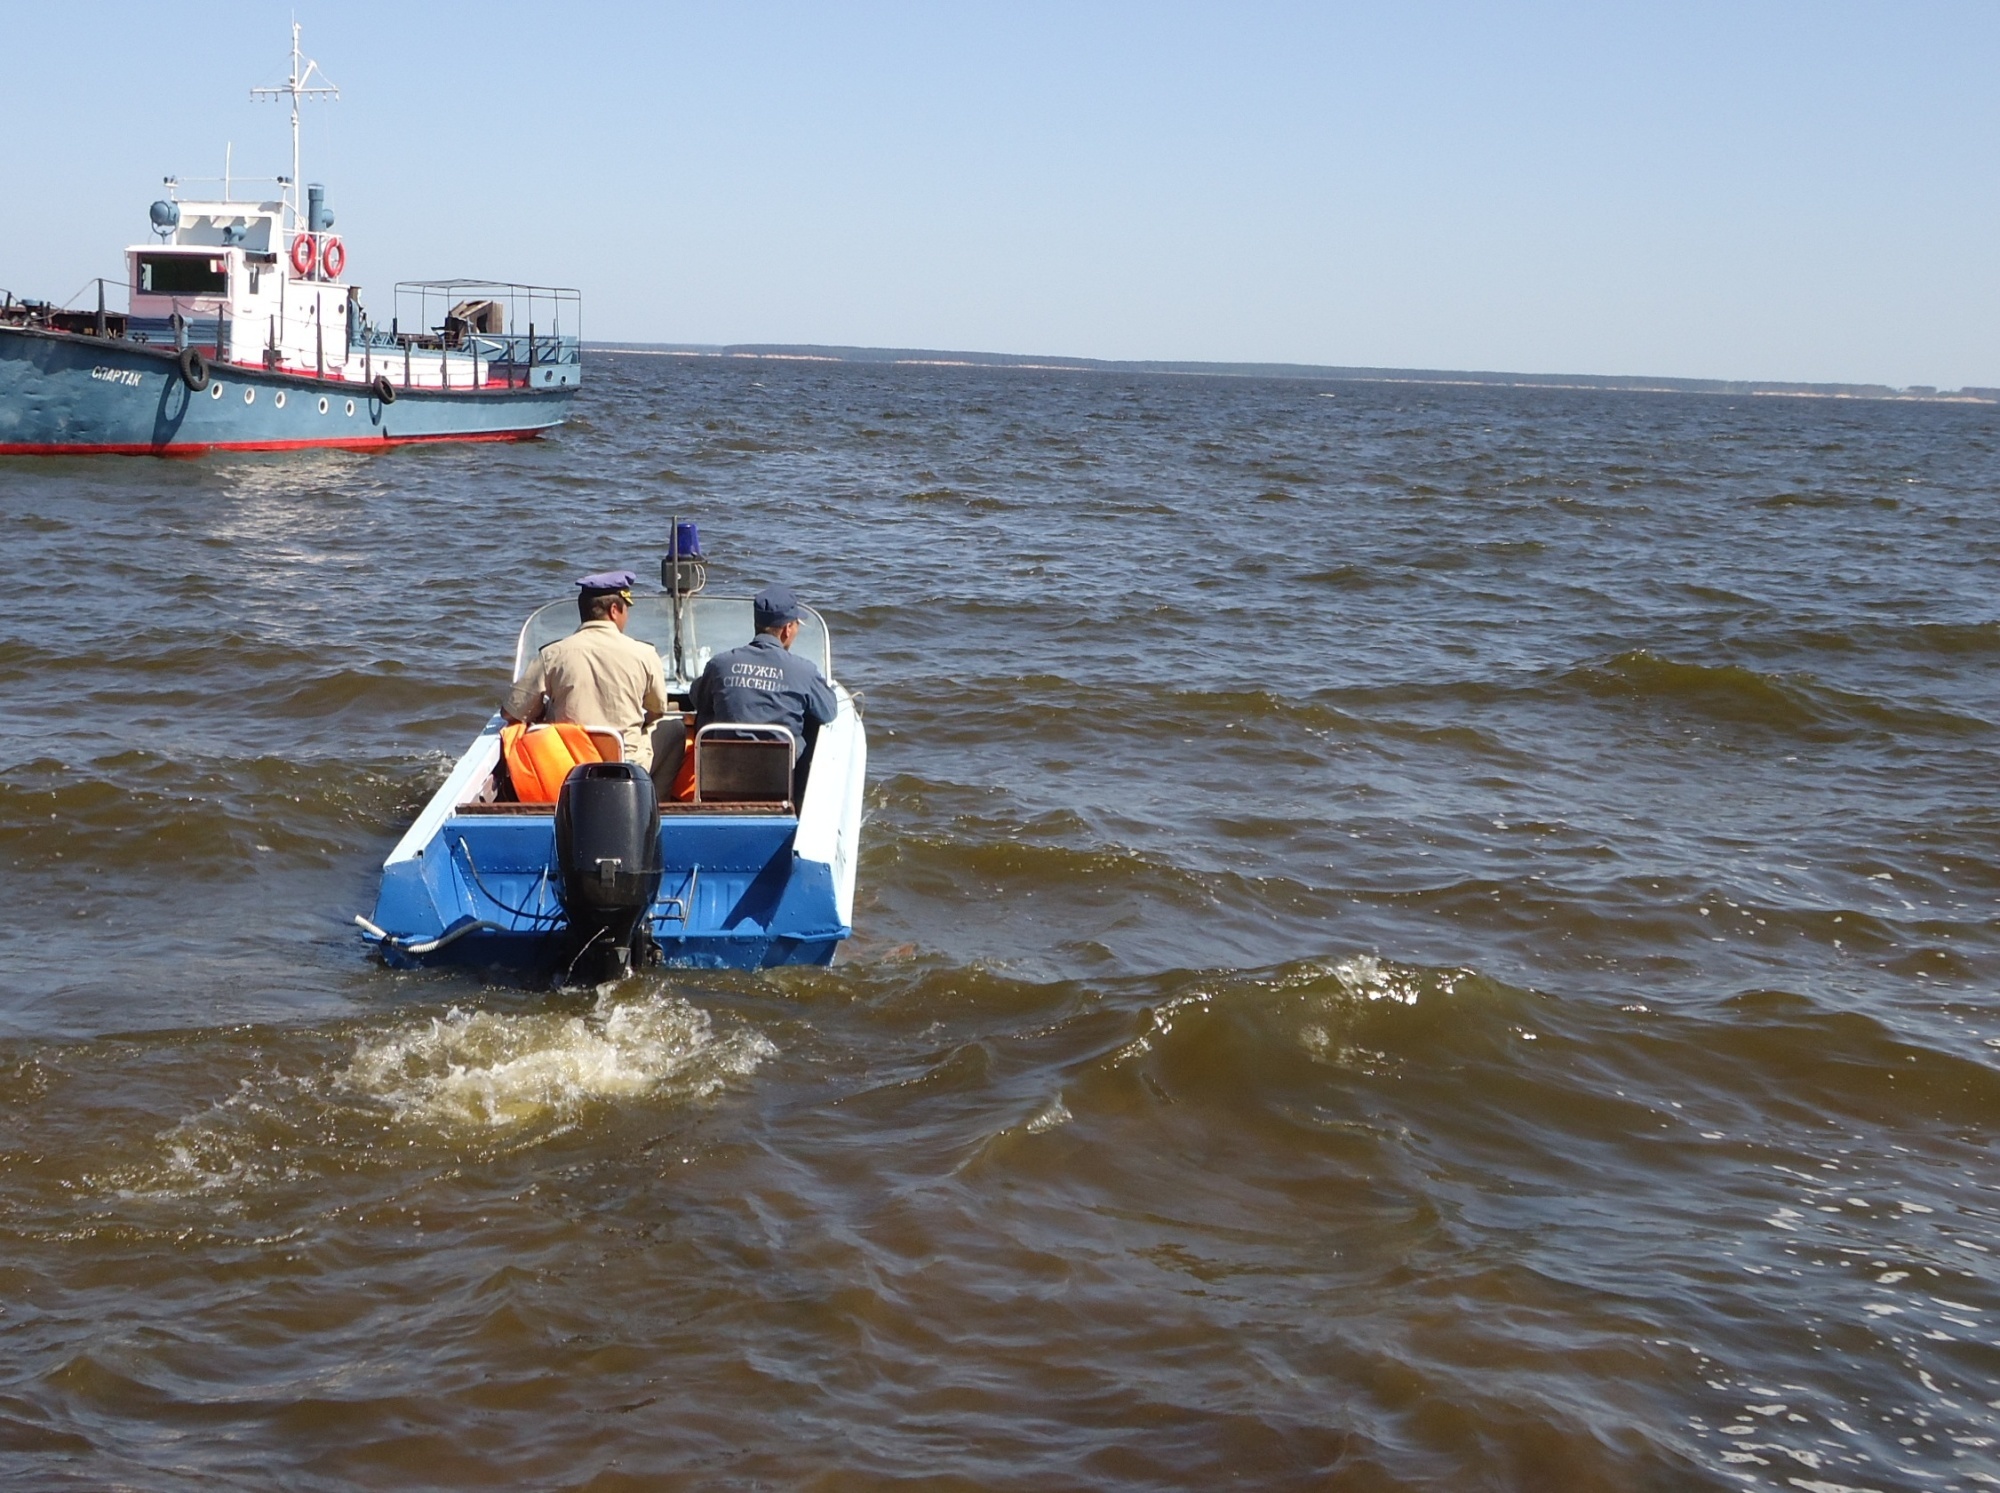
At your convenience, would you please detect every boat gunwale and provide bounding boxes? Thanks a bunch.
[450,801,795,817]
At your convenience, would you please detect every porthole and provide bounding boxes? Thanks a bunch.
[274,391,286,409]
[243,386,255,404]
[317,396,329,414]
[344,399,355,417]
[210,383,224,399]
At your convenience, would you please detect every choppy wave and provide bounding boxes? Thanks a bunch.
[0,751,439,871]
[1564,649,1991,737]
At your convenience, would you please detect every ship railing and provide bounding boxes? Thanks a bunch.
[2,279,133,340]
[348,326,581,390]
[127,311,229,356]
[466,330,581,374]
[350,327,579,362]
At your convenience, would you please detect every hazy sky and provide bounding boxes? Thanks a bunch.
[4,2,1997,386]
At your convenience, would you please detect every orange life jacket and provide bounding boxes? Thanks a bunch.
[500,721,606,803]
[670,738,697,802]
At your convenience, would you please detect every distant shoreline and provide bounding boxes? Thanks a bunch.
[587,341,1999,405]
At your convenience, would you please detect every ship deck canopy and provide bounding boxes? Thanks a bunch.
[394,281,580,347]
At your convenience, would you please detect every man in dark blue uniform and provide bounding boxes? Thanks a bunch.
[693,584,839,800]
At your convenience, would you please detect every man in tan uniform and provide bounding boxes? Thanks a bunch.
[501,570,670,771]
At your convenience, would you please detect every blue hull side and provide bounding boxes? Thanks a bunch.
[0,327,575,454]
[368,812,851,975]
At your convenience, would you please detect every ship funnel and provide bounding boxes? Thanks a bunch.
[306,183,334,232]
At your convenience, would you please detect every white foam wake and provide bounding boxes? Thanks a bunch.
[343,990,775,1130]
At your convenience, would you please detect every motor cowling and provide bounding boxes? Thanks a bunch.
[553,762,662,983]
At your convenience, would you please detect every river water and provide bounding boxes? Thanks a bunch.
[0,353,1996,1489]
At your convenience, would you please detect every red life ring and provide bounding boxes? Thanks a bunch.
[290,234,317,277]
[321,237,346,280]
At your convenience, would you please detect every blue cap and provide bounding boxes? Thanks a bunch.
[754,584,801,630]
[578,570,637,595]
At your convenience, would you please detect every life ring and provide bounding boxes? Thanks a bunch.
[321,237,345,279]
[177,346,209,391]
[372,373,397,405]
[289,234,316,277]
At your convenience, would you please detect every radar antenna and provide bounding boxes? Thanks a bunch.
[251,21,339,231]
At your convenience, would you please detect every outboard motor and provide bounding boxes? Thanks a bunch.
[553,762,662,984]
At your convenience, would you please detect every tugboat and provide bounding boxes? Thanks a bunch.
[358,527,868,981]
[0,24,579,456]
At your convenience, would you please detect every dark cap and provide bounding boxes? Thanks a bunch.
[754,584,801,630]
[578,570,637,598]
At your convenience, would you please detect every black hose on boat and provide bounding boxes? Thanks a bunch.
[453,839,561,925]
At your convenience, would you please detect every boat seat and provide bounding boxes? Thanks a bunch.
[694,723,794,806]
[500,721,621,803]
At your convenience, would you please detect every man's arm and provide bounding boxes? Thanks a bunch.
[690,662,716,725]
[642,649,669,722]
[803,667,839,727]
[501,658,546,724]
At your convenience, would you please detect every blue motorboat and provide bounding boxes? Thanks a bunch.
[360,534,867,981]
[0,25,579,456]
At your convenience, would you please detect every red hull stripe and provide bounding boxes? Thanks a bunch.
[0,429,547,457]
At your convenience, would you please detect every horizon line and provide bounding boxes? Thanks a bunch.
[584,341,1998,405]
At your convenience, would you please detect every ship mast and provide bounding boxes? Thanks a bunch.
[251,22,339,230]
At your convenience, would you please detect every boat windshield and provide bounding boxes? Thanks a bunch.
[513,595,832,687]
